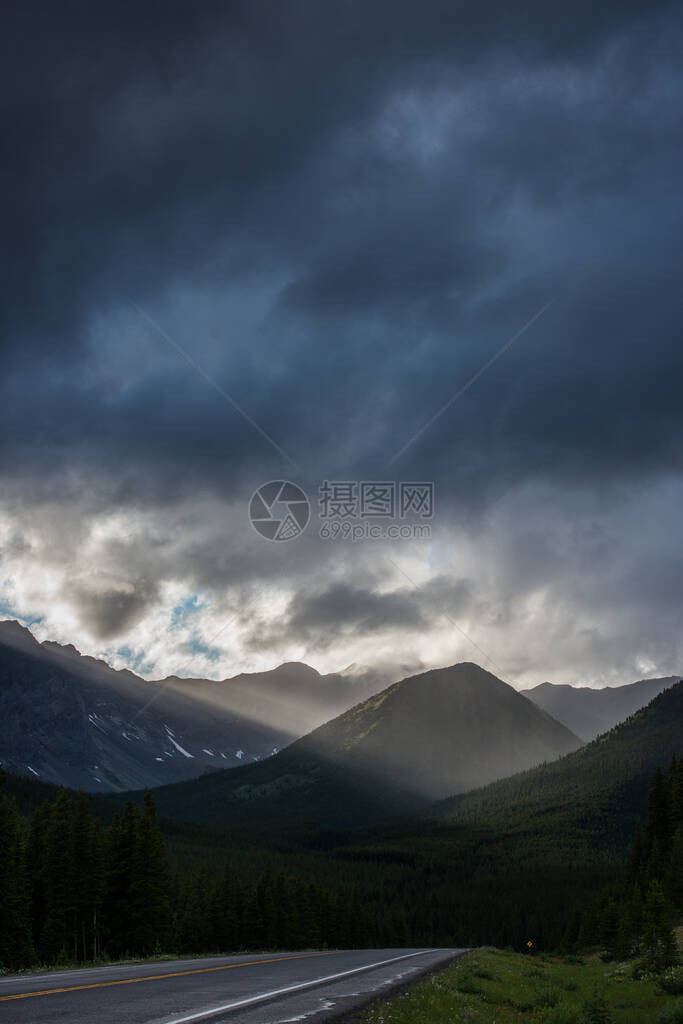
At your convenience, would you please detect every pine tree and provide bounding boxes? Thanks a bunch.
[209,865,238,952]
[89,819,107,960]
[103,802,140,956]
[39,791,76,964]
[647,769,671,856]
[627,823,649,881]
[562,905,583,952]
[627,886,644,957]
[641,880,679,973]
[671,758,683,833]
[668,825,683,913]
[257,872,277,950]
[599,894,620,959]
[0,773,34,969]
[567,760,681,966]
[614,895,637,962]
[26,800,52,957]
[581,988,614,1024]
[577,897,600,950]
[648,838,669,890]
[128,792,171,955]
[272,871,292,950]
[72,792,95,962]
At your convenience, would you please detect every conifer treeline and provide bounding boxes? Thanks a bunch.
[0,778,377,971]
[564,758,683,969]
[3,761,681,971]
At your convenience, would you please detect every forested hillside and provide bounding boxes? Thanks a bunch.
[566,757,683,964]
[2,683,680,968]
[0,778,380,972]
[436,680,683,853]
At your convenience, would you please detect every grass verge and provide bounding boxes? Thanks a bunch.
[360,948,683,1024]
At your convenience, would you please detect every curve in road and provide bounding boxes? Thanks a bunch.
[0,947,465,1024]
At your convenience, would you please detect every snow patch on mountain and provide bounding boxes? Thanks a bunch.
[167,734,194,758]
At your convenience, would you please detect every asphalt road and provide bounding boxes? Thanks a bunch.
[0,948,465,1024]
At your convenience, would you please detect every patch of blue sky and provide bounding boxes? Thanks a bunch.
[170,594,206,630]
[0,600,43,630]
[180,631,221,665]
[115,645,155,676]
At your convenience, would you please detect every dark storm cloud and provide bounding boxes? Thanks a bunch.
[2,0,681,489]
[1,0,682,673]
[288,581,428,637]
[64,576,160,640]
[246,575,475,652]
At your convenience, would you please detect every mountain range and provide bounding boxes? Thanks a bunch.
[522,676,680,741]
[144,662,583,829]
[0,620,383,791]
[4,668,680,954]
[1,618,679,801]
[286,680,683,950]
[439,679,683,844]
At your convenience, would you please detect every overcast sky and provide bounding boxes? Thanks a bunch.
[1,0,682,688]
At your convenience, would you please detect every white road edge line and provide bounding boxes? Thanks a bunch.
[162,949,441,1024]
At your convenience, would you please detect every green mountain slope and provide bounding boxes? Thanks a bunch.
[434,679,683,850]
[146,662,581,829]
[292,681,683,948]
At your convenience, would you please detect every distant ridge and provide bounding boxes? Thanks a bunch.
[0,620,384,791]
[523,675,680,740]
[145,662,583,829]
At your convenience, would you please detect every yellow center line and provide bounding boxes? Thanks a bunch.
[0,951,341,1003]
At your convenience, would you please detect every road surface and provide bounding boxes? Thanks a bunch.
[0,948,465,1023]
